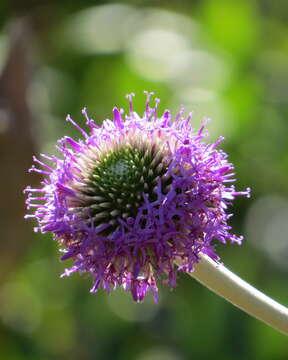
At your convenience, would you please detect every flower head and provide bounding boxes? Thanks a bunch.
[25,92,250,302]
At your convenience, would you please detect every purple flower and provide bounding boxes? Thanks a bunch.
[25,92,250,302]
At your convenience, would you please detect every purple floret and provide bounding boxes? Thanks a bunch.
[25,92,250,302]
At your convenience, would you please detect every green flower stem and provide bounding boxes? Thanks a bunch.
[176,254,288,335]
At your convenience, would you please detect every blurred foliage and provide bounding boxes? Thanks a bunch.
[0,0,288,359]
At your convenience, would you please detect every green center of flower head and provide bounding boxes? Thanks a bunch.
[81,142,172,232]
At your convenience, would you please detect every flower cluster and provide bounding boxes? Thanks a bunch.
[25,92,250,302]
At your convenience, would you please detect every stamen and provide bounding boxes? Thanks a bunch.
[66,114,89,139]
[162,110,171,127]
[126,93,135,114]
[82,108,98,129]
[113,107,124,129]
[144,91,154,115]
[33,156,53,171]
[153,98,160,119]
[29,165,50,175]
[175,105,185,123]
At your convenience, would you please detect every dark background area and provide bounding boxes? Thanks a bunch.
[0,1,287,359]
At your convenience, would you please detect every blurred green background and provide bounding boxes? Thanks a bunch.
[0,0,288,359]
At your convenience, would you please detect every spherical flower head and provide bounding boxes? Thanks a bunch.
[25,92,250,302]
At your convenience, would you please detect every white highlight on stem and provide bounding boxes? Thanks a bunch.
[176,254,288,335]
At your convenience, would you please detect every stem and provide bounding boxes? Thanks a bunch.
[176,254,288,335]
